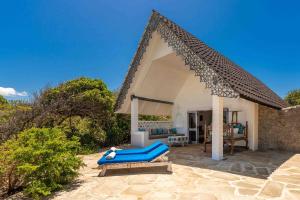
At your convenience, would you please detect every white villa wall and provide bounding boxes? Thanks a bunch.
[172,73,259,150]
[172,73,212,130]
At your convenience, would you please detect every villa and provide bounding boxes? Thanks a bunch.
[115,10,292,161]
[51,10,300,200]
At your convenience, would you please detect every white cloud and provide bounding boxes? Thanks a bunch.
[0,87,28,97]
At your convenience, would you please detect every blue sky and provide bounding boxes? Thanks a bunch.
[0,0,299,100]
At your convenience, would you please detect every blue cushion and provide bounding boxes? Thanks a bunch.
[151,129,158,135]
[233,123,245,134]
[103,141,163,157]
[170,128,177,134]
[98,144,169,165]
[162,128,169,134]
[157,128,163,135]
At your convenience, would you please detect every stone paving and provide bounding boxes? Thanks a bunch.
[50,144,300,200]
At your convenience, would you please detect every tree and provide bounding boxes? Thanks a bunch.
[0,98,32,141]
[39,77,115,129]
[0,77,131,149]
[284,89,300,106]
[0,77,116,143]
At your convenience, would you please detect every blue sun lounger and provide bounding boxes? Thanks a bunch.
[98,143,172,176]
[103,140,163,156]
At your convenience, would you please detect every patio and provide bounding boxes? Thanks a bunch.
[51,145,300,200]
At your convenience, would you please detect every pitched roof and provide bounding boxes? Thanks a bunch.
[115,10,287,111]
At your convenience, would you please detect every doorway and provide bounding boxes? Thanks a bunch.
[197,111,212,143]
[188,110,212,143]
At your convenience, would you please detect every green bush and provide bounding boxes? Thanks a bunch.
[105,114,130,146]
[285,89,300,106]
[58,117,107,153]
[0,95,8,105]
[0,128,84,199]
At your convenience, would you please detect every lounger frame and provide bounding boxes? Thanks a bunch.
[98,151,172,177]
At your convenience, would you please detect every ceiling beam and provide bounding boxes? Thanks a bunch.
[131,95,174,105]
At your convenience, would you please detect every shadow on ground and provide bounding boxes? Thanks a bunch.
[169,144,294,179]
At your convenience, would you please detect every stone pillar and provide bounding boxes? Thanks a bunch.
[131,97,139,145]
[212,95,224,160]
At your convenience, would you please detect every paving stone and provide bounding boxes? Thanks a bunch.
[287,168,300,174]
[272,175,300,185]
[231,163,242,172]
[289,190,300,199]
[244,163,254,171]
[256,167,269,176]
[238,188,259,196]
[210,171,240,181]
[121,185,150,197]
[178,192,218,200]
[287,184,300,189]
[143,191,176,200]
[243,170,256,176]
[127,175,157,185]
[259,181,284,198]
[233,181,260,189]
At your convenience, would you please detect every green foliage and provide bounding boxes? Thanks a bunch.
[58,117,107,153]
[285,89,300,106]
[139,114,170,121]
[0,95,8,105]
[39,77,125,150]
[0,128,84,199]
[42,77,115,126]
[27,77,117,147]
[0,77,131,198]
[0,98,31,126]
[105,114,130,146]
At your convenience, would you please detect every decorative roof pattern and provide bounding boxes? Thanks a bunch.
[115,10,287,111]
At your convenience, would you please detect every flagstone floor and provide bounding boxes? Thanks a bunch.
[50,144,300,200]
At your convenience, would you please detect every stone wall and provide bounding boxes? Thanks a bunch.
[258,105,300,152]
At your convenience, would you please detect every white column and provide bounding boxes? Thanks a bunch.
[212,95,224,160]
[131,97,139,144]
[248,103,259,150]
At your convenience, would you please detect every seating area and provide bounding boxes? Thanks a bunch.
[137,121,181,139]
[135,119,249,155]
[204,122,248,154]
[147,127,179,139]
[132,121,186,147]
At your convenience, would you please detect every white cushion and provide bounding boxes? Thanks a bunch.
[106,151,116,160]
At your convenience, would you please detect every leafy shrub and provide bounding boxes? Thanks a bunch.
[105,114,130,146]
[0,128,84,199]
[58,117,107,153]
[0,95,8,105]
[0,100,32,142]
[285,89,300,106]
